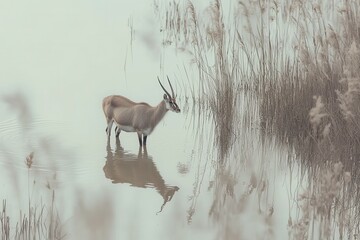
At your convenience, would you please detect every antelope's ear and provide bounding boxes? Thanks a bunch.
[163,94,169,100]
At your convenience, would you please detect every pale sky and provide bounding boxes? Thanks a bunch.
[0,0,166,96]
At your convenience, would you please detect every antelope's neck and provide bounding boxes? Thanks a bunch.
[150,100,168,128]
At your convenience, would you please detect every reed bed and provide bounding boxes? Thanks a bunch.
[290,162,356,239]
[159,0,360,163]
[159,0,240,160]
[1,94,64,240]
[1,162,63,240]
[158,0,360,238]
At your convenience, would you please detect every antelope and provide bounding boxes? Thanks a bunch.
[102,76,180,146]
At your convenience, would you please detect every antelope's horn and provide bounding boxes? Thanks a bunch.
[166,76,175,98]
[157,77,172,98]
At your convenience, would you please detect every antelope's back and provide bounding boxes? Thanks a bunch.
[105,95,137,107]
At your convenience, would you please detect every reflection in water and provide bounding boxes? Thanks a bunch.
[103,138,179,213]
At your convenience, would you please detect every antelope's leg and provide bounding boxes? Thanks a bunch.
[137,132,143,146]
[106,120,113,136]
[115,127,121,138]
[143,135,147,146]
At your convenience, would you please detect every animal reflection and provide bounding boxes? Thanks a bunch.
[103,139,179,213]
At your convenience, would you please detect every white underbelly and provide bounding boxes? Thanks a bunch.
[119,126,152,135]
[117,124,136,132]
[114,121,152,135]
[143,128,152,135]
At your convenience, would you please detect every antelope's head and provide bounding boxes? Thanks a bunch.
[158,76,180,113]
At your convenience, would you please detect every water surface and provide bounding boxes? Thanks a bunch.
[0,1,345,239]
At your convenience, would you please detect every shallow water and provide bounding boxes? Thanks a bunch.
[0,1,354,239]
[0,86,300,239]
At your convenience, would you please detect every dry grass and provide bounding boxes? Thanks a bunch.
[1,160,64,240]
[289,162,355,239]
[158,0,360,238]
[159,0,240,160]
[1,200,10,240]
[160,0,360,162]
[1,94,64,240]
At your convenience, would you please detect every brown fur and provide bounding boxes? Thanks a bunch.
[102,95,169,137]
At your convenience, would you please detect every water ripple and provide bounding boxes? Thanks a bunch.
[0,117,76,175]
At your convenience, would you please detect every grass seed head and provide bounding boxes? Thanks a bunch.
[25,152,34,169]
